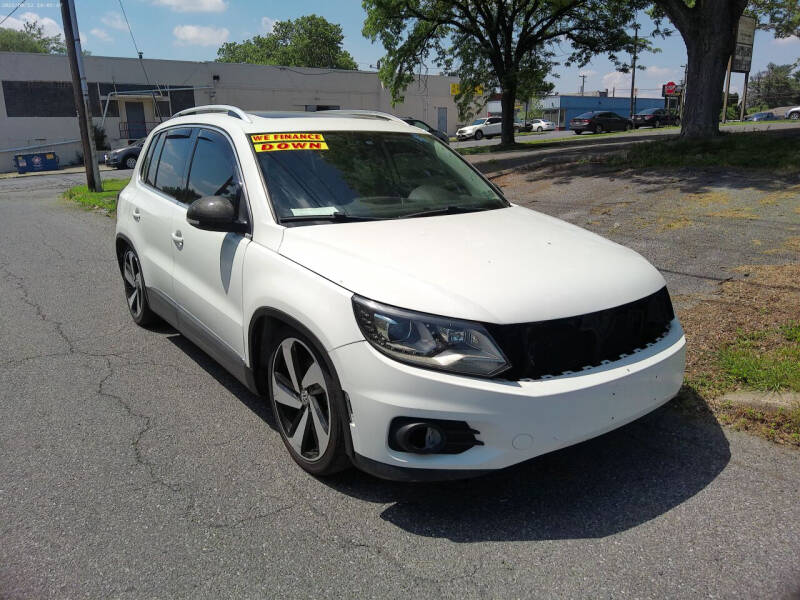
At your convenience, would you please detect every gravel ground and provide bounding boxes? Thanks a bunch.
[1,168,800,599]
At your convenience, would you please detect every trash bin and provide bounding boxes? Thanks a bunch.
[13,152,60,174]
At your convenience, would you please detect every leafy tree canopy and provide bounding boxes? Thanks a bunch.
[363,0,648,144]
[0,20,65,54]
[216,15,358,70]
[747,63,800,108]
[749,0,800,39]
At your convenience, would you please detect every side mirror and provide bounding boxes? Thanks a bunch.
[186,196,248,233]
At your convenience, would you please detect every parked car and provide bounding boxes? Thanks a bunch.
[402,117,450,144]
[116,105,685,481]
[744,111,778,121]
[456,116,502,140]
[527,118,556,132]
[104,137,145,169]
[632,108,679,128]
[514,120,532,133]
[570,111,633,134]
[785,106,800,120]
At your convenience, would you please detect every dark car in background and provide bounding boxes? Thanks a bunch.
[104,138,145,169]
[570,111,633,134]
[744,112,778,122]
[633,108,679,128]
[402,118,450,144]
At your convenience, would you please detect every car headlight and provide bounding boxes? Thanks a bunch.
[352,295,510,377]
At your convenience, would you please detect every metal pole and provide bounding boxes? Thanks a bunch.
[722,55,732,123]
[629,23,639,118]
[579,74,586,96]
[60,0,102,192]
[740,71,749,121]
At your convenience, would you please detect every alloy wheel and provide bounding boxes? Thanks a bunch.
[271,338,331,462]
[125,156,137,169]
[122,250,144,319]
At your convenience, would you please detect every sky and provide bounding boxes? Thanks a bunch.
[3,0,799,99]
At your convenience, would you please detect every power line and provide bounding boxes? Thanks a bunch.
[117,0,162,121]
[0,0,27,27]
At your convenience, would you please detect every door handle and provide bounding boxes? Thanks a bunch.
[171,231,184,249]
[132,208,141,222]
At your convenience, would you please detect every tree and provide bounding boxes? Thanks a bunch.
[0,20,65,54]
[747,63,800,108]
[216,15,358,70]
[363,0,644,145]
[651,0,800,139]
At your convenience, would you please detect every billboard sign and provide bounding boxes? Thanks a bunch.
[732,15,756,73]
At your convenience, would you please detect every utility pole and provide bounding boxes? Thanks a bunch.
[722,56,733,122]
[629,22,639,118]
[740,71,749,121]
[579,74,587,96]
[60,0,102,192]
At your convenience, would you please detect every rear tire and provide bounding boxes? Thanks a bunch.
[121,247,158,327]
[267,328,351,477]
[624,123,632,131]
[574,130,582,134]
[595,124,603,134]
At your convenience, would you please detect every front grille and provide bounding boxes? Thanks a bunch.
[486,287,674,381]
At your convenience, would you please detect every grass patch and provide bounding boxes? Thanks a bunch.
[719,327,800,392]
[606,131,800,172]
[63,178,128,213]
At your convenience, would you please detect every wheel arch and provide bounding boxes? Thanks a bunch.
[115,233,135,275]
[248,306,355,458]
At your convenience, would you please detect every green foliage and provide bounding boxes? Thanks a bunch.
[63,178,129,213]
[747,63,800,109]
[0,20,65,54]
[362,0,645,142]
[92,124,109,151]
[216,15,357,70]
[748,0,800,39]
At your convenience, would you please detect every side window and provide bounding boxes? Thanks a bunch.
[186,129,240,205]
[142,132,163,186]
[153,128,193,202]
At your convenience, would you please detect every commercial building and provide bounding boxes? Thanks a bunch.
[541,93,666,129]
[0,51,460,171]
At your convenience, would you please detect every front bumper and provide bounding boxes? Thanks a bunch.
[330,319,685,478]
[104,153,121,166]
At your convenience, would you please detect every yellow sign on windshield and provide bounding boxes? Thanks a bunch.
[251,133,328,152]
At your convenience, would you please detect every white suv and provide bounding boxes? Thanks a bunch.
[456,116,502,140]
[116,105,685,481]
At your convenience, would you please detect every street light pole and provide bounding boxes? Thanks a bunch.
[60,0,102,192]
[629,22,639,119]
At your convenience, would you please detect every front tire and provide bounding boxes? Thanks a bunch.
[267,330,350,476]
[595,124,604,134]
[121,247,157,326]
[537,126,543,132]
[624,123,632,131]
[790,112,799,120]
[124,155,138,169]
[474,130,484,140]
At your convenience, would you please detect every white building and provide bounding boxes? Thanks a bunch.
[0,52,460,171]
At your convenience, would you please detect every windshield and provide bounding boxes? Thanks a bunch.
[471,118,487,125]
[253,131,506,222]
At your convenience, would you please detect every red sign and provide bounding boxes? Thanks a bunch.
[664,81,677,95]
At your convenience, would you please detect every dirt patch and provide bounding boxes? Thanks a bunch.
[676,264,800,445]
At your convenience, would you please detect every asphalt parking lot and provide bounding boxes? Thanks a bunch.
[1,170,799,599]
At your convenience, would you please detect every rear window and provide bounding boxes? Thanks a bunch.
[574,112,596,119]
[154,128,193,201]
[253,131,505,221]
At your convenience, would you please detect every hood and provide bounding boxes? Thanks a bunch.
[278,205,666,324]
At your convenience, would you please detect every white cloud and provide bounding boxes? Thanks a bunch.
[101,12,129,31]
[4,11,63,38]
[90,28,112,42]
[773,35,799,45]
[646,65,678,78]
[173,24,229,46]
[261,17,276,34]
[602,71,631,92]
[154,0,227,13]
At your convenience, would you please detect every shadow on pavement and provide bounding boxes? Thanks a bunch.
[166,327,731,542]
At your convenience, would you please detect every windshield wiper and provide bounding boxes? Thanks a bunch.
[399,205,496,219]
[279,212,383,223]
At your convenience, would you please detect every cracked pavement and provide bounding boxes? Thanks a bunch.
[1,171,799,599]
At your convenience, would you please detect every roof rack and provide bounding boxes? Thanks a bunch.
[171,105,252,123]
[321,109,408,124]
